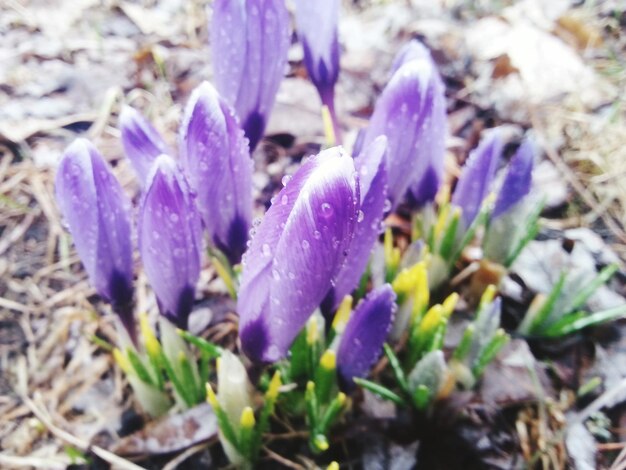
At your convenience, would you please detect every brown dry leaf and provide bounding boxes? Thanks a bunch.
[557,13,603,49]
[113,403,217,456]
[479,339,554,407]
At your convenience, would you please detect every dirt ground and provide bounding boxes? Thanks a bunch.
[1,0,626,468]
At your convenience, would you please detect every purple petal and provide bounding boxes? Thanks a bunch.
[238,147,359,363]
[390,40,434,76]
[55,139,134,335]
[492,140,534,220]
[138,155,203,329]
[179,82,253,264]
[294,0,340,107]
[324,136,388,312]
[119,106,170,186]
[361,58,446,210]
[452,129,503,228]
[211,0,290,151]
[337,284,396,391]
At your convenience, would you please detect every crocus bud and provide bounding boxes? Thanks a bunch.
[360,47,446,210]
[179,81,253,265]
[451,129,503,229]
[138,155,203,329]
[492,140,534,220]
[484,140,537,264]
[323,136,388,313]
[216,350,253,465]
[293,0,340,109]
[336,284,396,391]
[238,147,359,363]
[211,0,290,151]
[119,106,170,186]
[55,139,135,339]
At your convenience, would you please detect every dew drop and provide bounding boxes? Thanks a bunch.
[253,217,262,227]
[281,174,291,186]
[262,243,271,257]
[272,269,280,280]
[281,194,288,205]
[301,239,310,249]
[320,202,333,217]
[313,230,321,239]
[357,210,365,223]
[383,199,392,212]
[169,213,179,223]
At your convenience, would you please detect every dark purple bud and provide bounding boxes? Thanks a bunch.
[55,139,135,338]
[179,82,253,265]
[452,129,503,228]
[323,136,388,313]
[492,140,534,220]
[138,155,203,329]
[211,0,290,151]
[337,284,396,391]
[361,52,446,210]
[238,147,359,363]
[294,0,340,108]
[119,106,170,186]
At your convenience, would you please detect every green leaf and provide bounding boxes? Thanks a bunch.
[504,199,544,268]
[126,347,155,386]
[319,393,346,434]
[438,210,460,260]
[412,384,431,410]
[519,272,567,335]
[568,264,619,312]
[160,350,195,408]
[353,378,407,406]
[472,329,509,378]
[543,304,626,337]
[450,202,490,268]
[383,343,410,394]
[177,329,223,359]
[453,324,475,361]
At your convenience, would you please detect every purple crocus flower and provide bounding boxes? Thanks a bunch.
[323,136,388,313]
[179,82,253,265]
[452,129,503,228]
[293,0,340,136]
[138,155,203,329]
[55,139,135,339]
[211,0,290,151]
[336,284,396,391]
[119,106,170,186]
[492,140,534,220]
[238,147,359,363]
[360,49,446,210]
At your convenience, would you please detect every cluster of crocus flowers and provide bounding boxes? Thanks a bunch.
[56,81,254,335]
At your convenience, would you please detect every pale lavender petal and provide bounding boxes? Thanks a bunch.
[55,139,134,335]
[337,284,396,390]
[179,82,253,264]
[238,147,359,363]
[390,39,434,76]
[452,129,503,228]
[492,139,534,220]
[361,58,446,210]
[119,106,170,186]
[324,136,388,313]
[294,0,340,107]
[138,155,203,329]
[211,0,290,151]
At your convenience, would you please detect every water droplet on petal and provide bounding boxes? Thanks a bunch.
[320,202,333,218]
[357,210,364,222]
[383,199,392,212]
[262,243,271,257]
[313,230,321,239]
[272,269,280,280]
[301,239,310,249]
[281,175,291,186]
[281,194,288,205]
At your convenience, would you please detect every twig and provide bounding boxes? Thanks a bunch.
[262,446,305,470]
[162,443,208,470]
[0,454,68,469]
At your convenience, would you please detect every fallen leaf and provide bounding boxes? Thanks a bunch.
[113,403,217,456]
